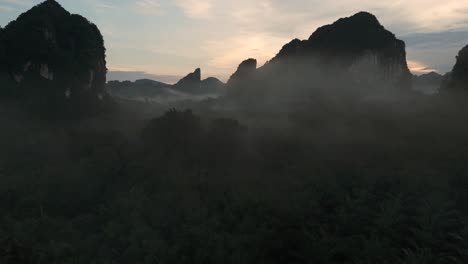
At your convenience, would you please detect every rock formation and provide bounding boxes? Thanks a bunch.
[227,12,413,103]
[173,68,201,93]
[173,68,224,95]
[441,45,468,92]
[271,12,411,89]
[228,59,257,85]
[226,59,257,98]
[0,0,108,114]
[0,27,7,80]
[201,77,225,94]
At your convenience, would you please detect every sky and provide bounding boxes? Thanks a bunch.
[0,0,468,82]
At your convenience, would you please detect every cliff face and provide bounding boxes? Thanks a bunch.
[270,12,411,90]
[0,0,108,113]
[227,12,412,103]
[0,27,6,76]
[226,59,257,98]
[442,45,468,92]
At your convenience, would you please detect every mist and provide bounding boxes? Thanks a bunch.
[1,1,468,263]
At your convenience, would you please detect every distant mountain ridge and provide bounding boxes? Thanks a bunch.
[413,72,444,94]
[107,68,225,100]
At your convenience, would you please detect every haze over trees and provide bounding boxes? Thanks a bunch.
[1,1,468,264]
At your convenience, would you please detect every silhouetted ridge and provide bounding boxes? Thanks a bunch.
[108,69,225,99]
[173,68,225,95]
[201,77,224,93]
[272,11,409,73]
[274,39,306,60]
[175,68,201,89]
[0,26,5,72]
[307,12,390,49]
[273,12,397,61]
[0,0,108,116]
[18,0,70,18]
[413,71,443,94]
[227,12,412,104]
[226,59,258,99]
[442,45,468,92]
[228,58,257,84]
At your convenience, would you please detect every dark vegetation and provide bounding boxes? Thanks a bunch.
[2,96,468,263]
[2,1,468,264]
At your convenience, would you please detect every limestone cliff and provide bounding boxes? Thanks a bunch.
[441,45,468,92]
[0,0,108,114]
[227,12,413,102]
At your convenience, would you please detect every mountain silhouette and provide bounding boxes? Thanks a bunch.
[173,68,225,95]
[413,72,443,94]
[201,77,225,94]
[0,0,108,115]
[228,58,257,85]
[108,68,225,100]
[227,12,413,104]
[107,79,173,99]
[226,59,257,98]
[0,26,8,84]
[173,68,201,93]
[442,44,468,92]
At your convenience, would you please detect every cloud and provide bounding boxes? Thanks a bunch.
[202,32,289,79]
[0,5,13,11]
[135,0,162,15]
[0,0,31,7]
[402,31,468,50]
[95,3,116,11]
[402,31,468,74]
[190,0,468,76]
[174,0,213,19]
[408,60,439,75]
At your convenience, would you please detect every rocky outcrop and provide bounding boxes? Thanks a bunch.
[227,12,412,103]
[173,68,201,93]
[271,12,411,89]
[0,0,108,114]
[442,45,468,92]
[227,59,257,85]
[173,68,224,95]
[226,59,257,98]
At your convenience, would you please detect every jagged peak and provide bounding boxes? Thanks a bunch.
[30,0,68,13]
[308,11,389,43]
[9,0,70,25]
[237,59,257,70]
[227,58,257,85]
[192,68,201,78]
[175,68,201,87]
[348,11,380,23]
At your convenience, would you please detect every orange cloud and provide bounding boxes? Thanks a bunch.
[407,60,438,75]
